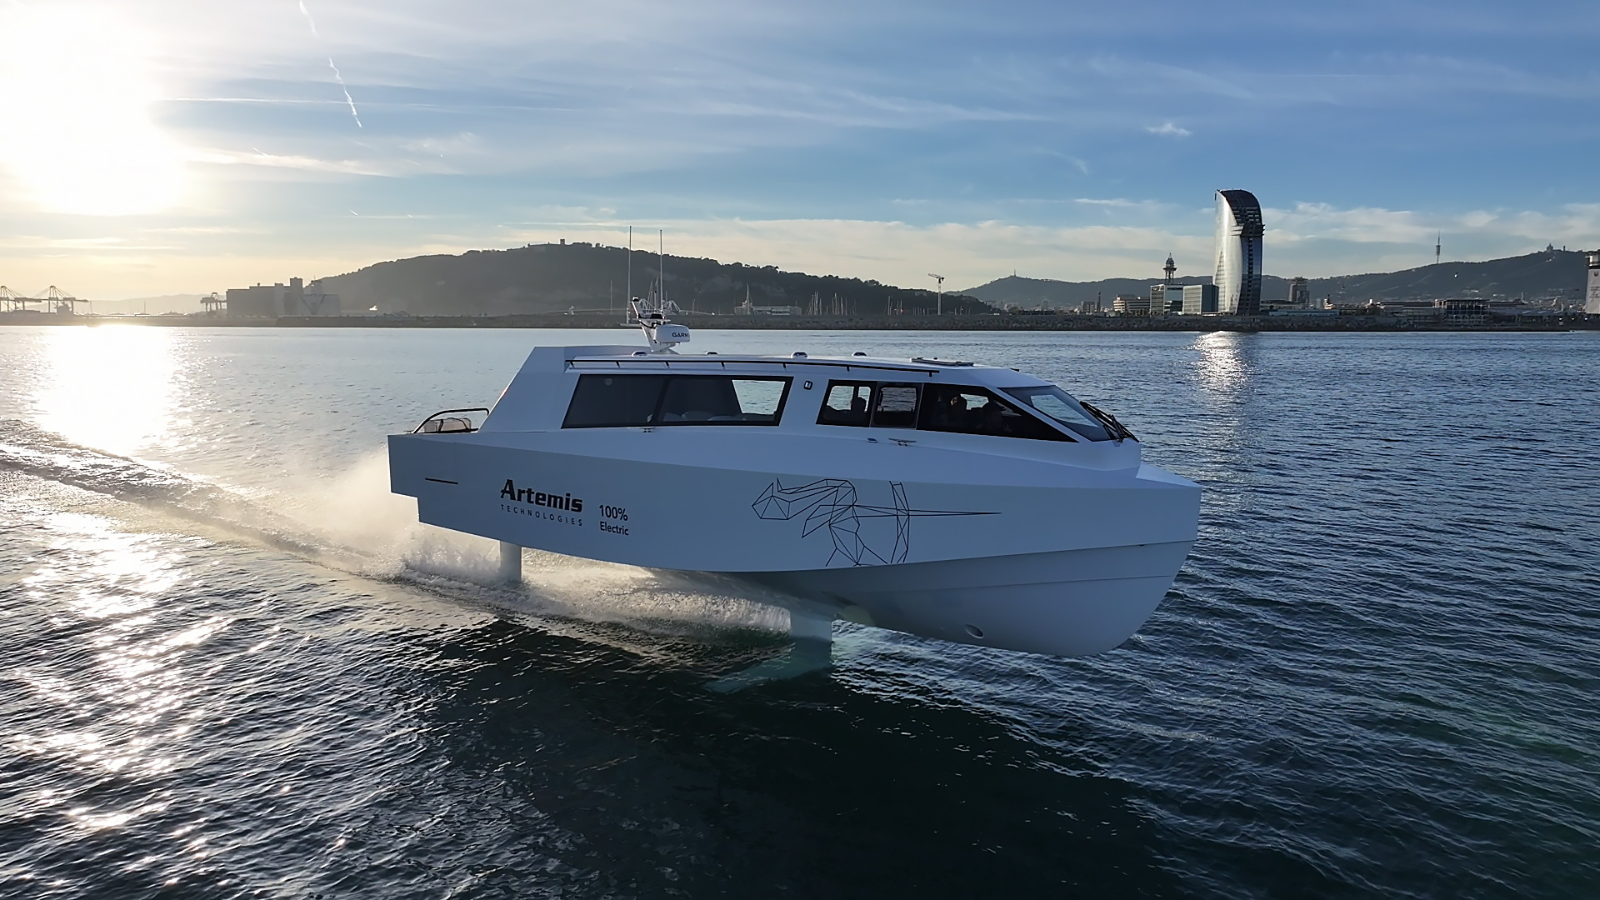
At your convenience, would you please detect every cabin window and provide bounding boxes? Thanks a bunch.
[563,375,669,427]
[657,376,791,424]
[818,381,873,426]
[870,383,920,429]
[1000,385,1112,441]
[918,384,1074,442]
[563,374,791,428]
[728,379,789,420]
[819,380,923,428]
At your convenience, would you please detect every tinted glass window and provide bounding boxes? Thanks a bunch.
[1001,385,1111,441]
[563,375,668,427]
[564,374,790,428]
[819,381,873,426]
[871,383,920,429]
[660,376,740,421]
[659,376,790,424]
[730,380,788,420]
[918,384,1072,442]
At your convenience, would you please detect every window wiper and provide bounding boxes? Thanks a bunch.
[1079,401,1137,443]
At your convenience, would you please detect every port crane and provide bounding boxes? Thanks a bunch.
[0,285,89,314]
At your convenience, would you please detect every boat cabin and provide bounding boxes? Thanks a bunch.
[441,346,1134,445]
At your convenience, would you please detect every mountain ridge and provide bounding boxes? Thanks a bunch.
[960,249,1589,309]
[319,243,992,317]
[314,243,1589,318]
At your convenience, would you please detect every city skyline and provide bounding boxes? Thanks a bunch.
[2,1,1599,300]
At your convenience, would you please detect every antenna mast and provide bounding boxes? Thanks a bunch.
[928,273,945,316]
[626,226,633,309]
[627,226,690,354]
[1435,233,1441,266]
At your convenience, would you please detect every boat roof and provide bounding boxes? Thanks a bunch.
[559,347,1037,381]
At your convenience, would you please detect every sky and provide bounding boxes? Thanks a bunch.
[1,0,1598,300]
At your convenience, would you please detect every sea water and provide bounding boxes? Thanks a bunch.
[1,325,1596,898]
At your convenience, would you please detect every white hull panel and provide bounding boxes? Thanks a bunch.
[390,430,1199,657]
[751,542,1191,656]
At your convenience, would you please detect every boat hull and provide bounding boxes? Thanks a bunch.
[749,541,1191,657]
[389,429,1199,656]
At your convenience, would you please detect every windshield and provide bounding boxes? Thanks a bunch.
[1000,385,1113,441]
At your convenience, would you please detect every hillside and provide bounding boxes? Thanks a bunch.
[963,249,1589,308]
[319,243,993,317]
[1301,249,1586,303]
[96,294,206,315]
[959,275,1226,310]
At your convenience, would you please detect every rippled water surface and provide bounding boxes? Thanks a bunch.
[2,325,1597,898]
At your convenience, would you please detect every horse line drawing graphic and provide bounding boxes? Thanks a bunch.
[750,478,984,566]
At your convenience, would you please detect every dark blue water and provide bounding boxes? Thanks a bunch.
[2,326,1597,898]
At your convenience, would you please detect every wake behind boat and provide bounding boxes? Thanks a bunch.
[389,301,1200,658]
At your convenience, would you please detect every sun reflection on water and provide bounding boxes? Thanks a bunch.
[35,326,186,458]
[10,511,214,786]
[1193,331,1249,394]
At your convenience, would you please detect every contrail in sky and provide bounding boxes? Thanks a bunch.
[297,1,362,130]
[327,58,363,128]
[297,0,318,36]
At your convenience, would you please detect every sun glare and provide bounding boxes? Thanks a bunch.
[38,325,183,457]
[0,5,184,215]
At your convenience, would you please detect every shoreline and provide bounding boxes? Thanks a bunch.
[2,311,1595,332]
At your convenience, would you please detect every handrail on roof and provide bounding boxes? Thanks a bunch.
[564,355,941,375]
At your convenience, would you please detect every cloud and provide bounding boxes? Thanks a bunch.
[1075,197,1166,210]
[185,147,384,176]
[0,235,177,252]
[1266,201,1600,247]
[4,1,1599,296]
[484,213,1215,289]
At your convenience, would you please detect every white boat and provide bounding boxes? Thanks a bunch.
[389,305,1200,658]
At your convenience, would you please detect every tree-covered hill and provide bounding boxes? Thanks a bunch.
[320,242,993,317]
[962,248,1589,309]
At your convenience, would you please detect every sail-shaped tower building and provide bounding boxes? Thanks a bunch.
[1214,190,1264,316]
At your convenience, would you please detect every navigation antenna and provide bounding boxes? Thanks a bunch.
[1435,233,1441,266]
[628,228,690,353]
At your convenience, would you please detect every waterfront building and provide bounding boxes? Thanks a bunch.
[1112,294,1150,315]
[1288,276,1311,308]
[1437,297,1487,325]
[1150,283,1183,314]
[1181,284,1219,315]
[735,298,802,316]
[1587,251,1600,314]
[225,277,341,318]
[1214,190,1264,315]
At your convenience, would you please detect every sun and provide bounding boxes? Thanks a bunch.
[0,5,184,215]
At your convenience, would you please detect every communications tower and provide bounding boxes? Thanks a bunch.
[1586,251,1600,315]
